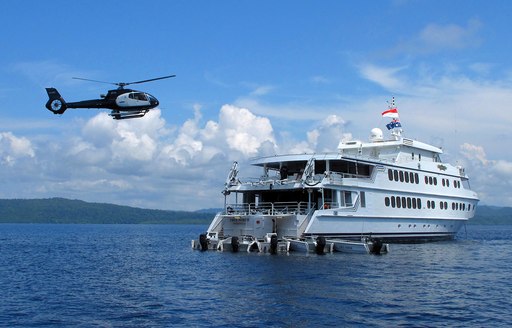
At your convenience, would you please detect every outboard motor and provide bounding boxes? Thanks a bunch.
[199,233,208,251]
[270,234,278,254]
[231,236,240,253]
[370,238,383,255]
[315,236,326,255]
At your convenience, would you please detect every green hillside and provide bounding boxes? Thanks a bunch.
[0,198,510,225]
[0,198,214,224]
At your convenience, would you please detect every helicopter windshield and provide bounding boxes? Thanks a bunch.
[129,92,148,101]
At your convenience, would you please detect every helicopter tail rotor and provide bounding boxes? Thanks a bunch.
[45,88,68,115]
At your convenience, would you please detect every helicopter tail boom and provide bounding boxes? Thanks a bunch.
[45,88,68,114]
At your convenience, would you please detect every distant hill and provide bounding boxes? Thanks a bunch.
[0,198,214,224]
[471,205,512,225]
[0,198,510,225]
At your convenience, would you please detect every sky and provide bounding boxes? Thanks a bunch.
[1,0,512,210]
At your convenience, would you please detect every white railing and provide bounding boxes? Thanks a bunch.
[224,201,311,216]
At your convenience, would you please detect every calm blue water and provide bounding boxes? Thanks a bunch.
[0,224,511,327]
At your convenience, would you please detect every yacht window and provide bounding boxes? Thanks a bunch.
[393,170,399,181]
[396,196,401,208]
[388,169,393,181]
[414,173,419,184]
[402,197,406,208]
[433,177,437,185]
[391,196,396,208]
[412,198,417,209]
[344,191,352,206]
[404,172,409,183]
[407,197,412,209]
[417,198,422,208]
[399,171,404,182]
[360,192,366,208]
[385,197,390,207]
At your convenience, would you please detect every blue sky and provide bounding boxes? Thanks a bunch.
[1,0,511,210]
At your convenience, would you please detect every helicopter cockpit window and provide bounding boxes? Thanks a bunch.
[129,92,148,101]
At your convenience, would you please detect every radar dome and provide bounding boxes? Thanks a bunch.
[370,128,383,142]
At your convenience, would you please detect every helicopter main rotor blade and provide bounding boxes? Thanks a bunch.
[72,77,118,85]
[125,75,176,86]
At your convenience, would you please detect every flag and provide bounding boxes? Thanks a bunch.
[382,108,399,118]
[386,119,402,130]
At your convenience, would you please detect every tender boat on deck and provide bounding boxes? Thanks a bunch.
[192,98,479,254]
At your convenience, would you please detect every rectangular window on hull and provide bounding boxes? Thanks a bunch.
[360,192,366,208]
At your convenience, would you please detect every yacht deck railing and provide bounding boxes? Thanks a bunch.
[224,201,312,216]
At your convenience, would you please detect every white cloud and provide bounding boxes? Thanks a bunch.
[419,19,482,51]
[0,132,35,166]
[358,64,408,91]
[384,19,483,57]
[459,143,512,205]
[219,104,276,156]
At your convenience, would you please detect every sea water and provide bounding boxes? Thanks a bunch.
[0,224,511,327]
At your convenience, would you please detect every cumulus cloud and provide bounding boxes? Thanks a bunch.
[459,143,512,205]
[0,132,35,166]
[0,104,286,208]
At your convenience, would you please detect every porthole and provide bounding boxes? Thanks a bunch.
[407,197,412,209]
[394,170,399,181]
[412,198,417,209]
[429,176,433,185]
[402,197,406,208]
[405,172,409,183]
[417,198,422,208]
[415,173,419,184]
[442,179,446,187]
[409,172,414,183]
[433,177,437,185]
[385,197,390,207]
[391,196,396,208]
[427,200,431,209]
[388,169,393,181]
[399,171,404,182]
[424,176,428,184]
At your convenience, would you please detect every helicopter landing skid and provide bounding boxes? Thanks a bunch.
[110,110,149,120]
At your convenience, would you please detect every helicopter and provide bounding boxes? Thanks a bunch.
[45,75,175,120]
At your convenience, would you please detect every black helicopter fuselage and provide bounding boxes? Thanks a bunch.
[45,88,160,120]
[64,89,159,111]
